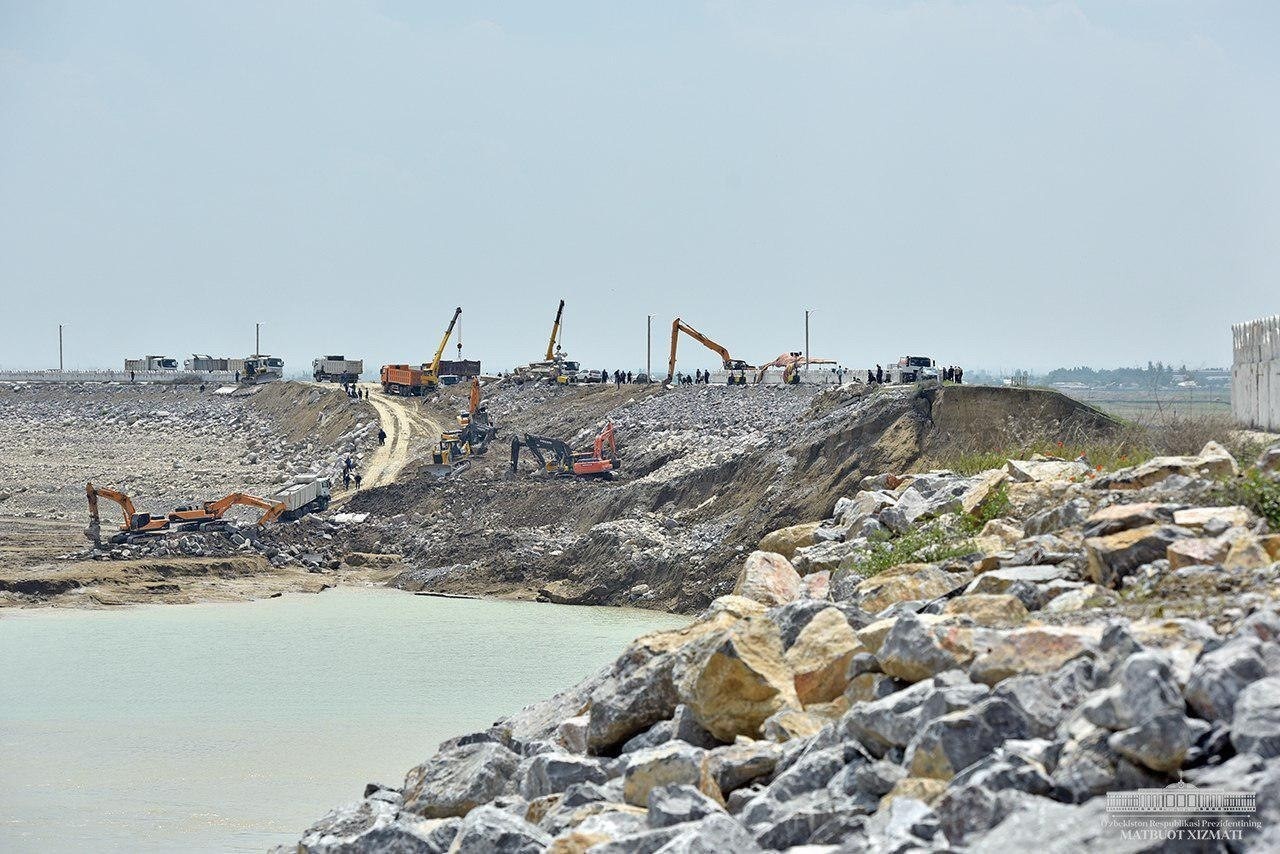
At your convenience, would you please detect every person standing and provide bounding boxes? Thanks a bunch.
[875,364,883,384]
[956,366,964,384]
[378,428,387,445]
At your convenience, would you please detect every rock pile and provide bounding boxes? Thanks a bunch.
[280,439,1280,852]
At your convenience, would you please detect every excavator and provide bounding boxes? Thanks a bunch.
[428,377,498,479]
[510,422,618,478]
[86,483,171,543]
[755,353,839,384]
[667,318,752,385]
[167,492,290,529]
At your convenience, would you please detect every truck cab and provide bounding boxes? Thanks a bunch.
[894,356,938,383]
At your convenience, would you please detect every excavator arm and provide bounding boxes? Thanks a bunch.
[427,307,463,377]
[211,492,287,526]
[667,318,751,382]
[545,299,565,361]
[591,422,617,464]
[86,482,169,538]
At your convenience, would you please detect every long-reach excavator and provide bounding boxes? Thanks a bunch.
[667,318,752,385]
[510,422,618,478]
[86,483,171,542]
[167,492,290,529]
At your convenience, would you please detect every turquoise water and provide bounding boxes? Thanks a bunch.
[0,588,685,852]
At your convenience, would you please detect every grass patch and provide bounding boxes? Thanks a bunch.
[959,484,1010,535]
[856,524,976,577]
[1213,468,1280,530]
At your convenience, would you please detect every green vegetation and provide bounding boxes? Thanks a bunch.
[1214,468,1280,530]
[856,523,976,577]
[960,484,1009,534]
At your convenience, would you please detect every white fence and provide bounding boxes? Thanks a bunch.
[1232,315,1280,431]
[0,369,237,384]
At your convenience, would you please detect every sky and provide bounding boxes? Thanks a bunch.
[1,1,1277,375]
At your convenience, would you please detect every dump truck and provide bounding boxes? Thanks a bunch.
[124,356,179,372]
[313,356,363,383]
[890,356,938,383]
[270,476,332,519]
[184,355,232,371]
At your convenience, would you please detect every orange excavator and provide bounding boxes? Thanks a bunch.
[167,492,289,529]
[756,353,838,384]
[667,318,752,385]
[510,422,619,478]
[86,483,171,543]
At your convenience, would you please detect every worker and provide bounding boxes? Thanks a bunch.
[354,472,362,491]
[956,366,964,384]
[344,455,354,472]
[875,364,884,384]
[378,428,387,445]
[626,371,633,384]
[342,469,351,489]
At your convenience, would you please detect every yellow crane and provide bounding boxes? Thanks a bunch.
[422,306,462,388]
[545,299,565,361]
[667,318,752,385]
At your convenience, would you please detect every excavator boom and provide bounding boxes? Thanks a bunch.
[545,299,565,361]
[667,318,752,383]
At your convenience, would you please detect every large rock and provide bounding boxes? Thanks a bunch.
[448,805,550,854]
[402,742,521,818]
[675,615,800,741]
[1080,651,1182,731]
[621,742,720,807]
[1081,502,1176,538]
[960,469,1010,514]
[519,753,609,800]
[993,658,1098,737]
[1173,505,1254,530]
[295,798,460,853]
[706,740,782,793]
[1231,677,1280,758]
[587,616,732,751]
[905,697,1031,780]
[1006,458,1090,483]
[646,784,726,829]
[1107,710,1191,772]
[647,813,762,853]
[1094,441,1238,490]
[1023,498,1090,536]
[878,613,978,683]
[1083,524,1190,587]
[971,797,1152,853]
[1185,637,1268,722]
[732,551,802,606]
[852,563,962,614]
[784,606,864,704]
[942,593,1029,625]
[758,522,821,561]
[969,626,1097,686]
[1166,536,1231,569]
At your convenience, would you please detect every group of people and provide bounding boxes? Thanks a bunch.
[343,383,369,399]
[341,455,362,491]
[673,369,713,385]
[942,365,964,383]
[605,369,636,387]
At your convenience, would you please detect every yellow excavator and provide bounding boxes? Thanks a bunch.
[86,483,171,543]
[428,377,498,479]
[667,317,753,385]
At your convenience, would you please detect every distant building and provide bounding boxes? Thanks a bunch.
[1232,315,1280,431]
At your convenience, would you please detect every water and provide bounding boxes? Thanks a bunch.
[0,588,685,852]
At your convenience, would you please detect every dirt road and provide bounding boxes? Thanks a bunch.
[359,385,443,490]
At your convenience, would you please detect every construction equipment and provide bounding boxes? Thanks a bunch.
[428,379,497,479]
[124,356,178,372]
[381,307,463,396]
[232,355,284,383]
[313,356,363,383]
[667,318,752,385]
[510,422,618,478]
[545,299,566,361]
[86,483,171,543]
[168,492,289,528]
[891,356,938,384]
[512,299,582,384]
[756,353,838,384]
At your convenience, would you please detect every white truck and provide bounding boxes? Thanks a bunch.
[313,356,363,384]
[271,475,331,519]
[185,355,232,372]
[124,356,179,372]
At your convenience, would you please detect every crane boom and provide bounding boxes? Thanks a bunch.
[545,299,565,361]
[426,307,462,378]
[667,318,751,382]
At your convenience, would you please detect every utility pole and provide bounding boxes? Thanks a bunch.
[58,324,64,371]
[646,315,652,379]
[255,322,261,356]
[804,309,811,372]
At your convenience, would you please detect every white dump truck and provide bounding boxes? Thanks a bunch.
[313,356,363,384]
[124,356,179,372]
[271,475,331,520]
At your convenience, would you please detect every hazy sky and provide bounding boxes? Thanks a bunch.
[2,1,1276,374]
